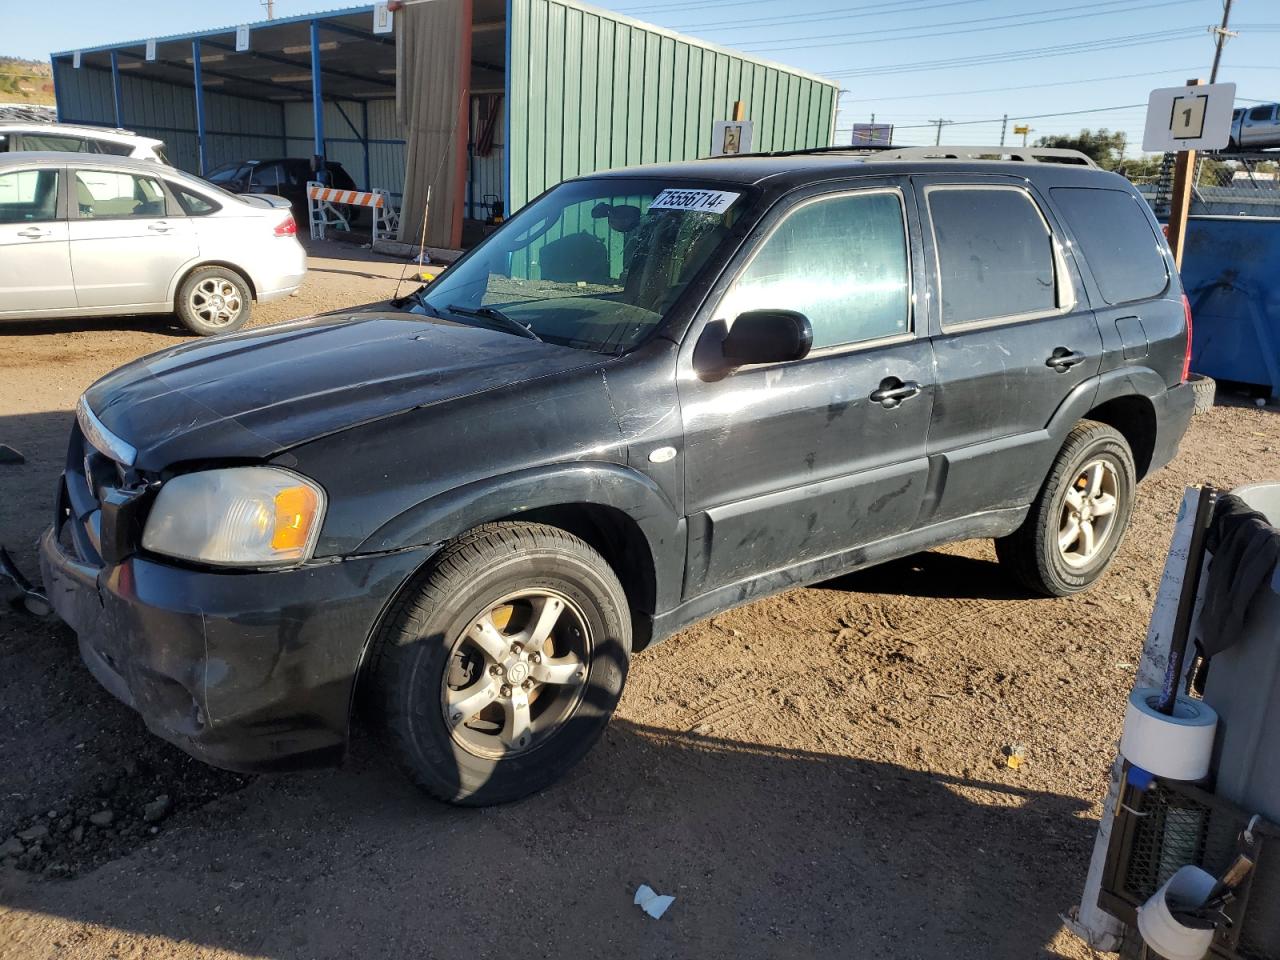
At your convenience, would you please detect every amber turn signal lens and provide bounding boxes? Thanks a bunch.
[272,485,321,551]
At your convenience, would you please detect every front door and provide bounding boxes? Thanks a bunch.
[913,177,1104,522]
[68,167,198,309]
[679,182,935,598]
[0,165,76,315]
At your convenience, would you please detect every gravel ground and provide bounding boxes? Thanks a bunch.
[1,240,1277,959]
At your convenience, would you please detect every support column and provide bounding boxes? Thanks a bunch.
[362,100,371,190]
[110,51,124,128]
[310,20,326,172]
[52,57,65,121]
[192,39,208,175]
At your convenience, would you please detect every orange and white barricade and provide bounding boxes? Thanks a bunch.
[307,181,400,244]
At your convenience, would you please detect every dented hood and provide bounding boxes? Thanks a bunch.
[84,312,600,471]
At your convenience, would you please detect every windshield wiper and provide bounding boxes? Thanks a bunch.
[447,304,543,342]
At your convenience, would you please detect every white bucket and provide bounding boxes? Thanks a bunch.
[1119,688,1218,781]
[1136,865,1218,960]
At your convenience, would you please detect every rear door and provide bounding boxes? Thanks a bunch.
[1048,185,1184,387]
[678,179,936,597]
[68,166,198,308]
[0,164,75,314]
[915,176,1103,522]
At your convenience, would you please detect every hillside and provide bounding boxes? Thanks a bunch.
[0,57,54,105]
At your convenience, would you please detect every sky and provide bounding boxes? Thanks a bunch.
[3,0,1277,152]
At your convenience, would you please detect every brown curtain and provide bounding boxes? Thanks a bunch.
[396,0,471,249]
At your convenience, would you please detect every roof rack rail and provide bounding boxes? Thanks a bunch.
[707,144,1097,167]
[868,145,1096,166]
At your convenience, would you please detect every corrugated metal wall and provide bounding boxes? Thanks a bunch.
[505,0,838,212]
[469,95,505,218]
[282,99,404,193]
[55,61,285,172]
[54,60,405,191]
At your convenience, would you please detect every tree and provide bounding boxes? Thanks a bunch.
[1034,128,1128,170]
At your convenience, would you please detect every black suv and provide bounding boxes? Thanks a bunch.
[40,150,1195,805]
[205,157,358,220]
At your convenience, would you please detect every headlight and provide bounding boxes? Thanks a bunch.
[142,467,326,567]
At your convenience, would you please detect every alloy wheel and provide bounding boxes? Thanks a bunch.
[441,589,591,759]
[188,276,244,327]
[1058,458,1120,568]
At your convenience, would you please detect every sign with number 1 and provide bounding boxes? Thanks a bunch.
[1143,82,1235,152]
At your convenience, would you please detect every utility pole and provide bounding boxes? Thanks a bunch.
[1209,0,1236,83]
[930,118,952,145]
[261,0,275,19]
[1000,113,1008,146]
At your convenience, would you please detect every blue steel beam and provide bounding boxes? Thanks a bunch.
[110,51,124,128]
[52,57,65,120]
[192,39,208,175]
[311,21,325,164]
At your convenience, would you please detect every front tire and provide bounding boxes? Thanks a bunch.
[175,266,252,335]
[995,420,1136,597]
[370,522,632,806]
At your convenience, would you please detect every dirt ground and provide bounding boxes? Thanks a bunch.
[1,239,1277,960]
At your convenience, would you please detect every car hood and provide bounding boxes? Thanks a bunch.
[84,312,604,471]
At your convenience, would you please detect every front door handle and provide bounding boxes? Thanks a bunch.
[147,222,173,233]
[870,377,921,408]
[1046,347,1087,372]
[16,226,50,239]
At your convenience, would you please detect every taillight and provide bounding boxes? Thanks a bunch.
[1181,293,1193,383]
[273,215,297,237]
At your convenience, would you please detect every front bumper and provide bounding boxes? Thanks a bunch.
[40,488,434,773]
[1149,380,1196,474]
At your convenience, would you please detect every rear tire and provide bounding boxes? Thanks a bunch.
[995,420,1136,597]
[175,266,252,336]
[370,522,631,806]
[1188,373,1216,415]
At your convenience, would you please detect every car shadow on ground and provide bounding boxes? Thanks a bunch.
[818,550,1034,602]
[0,314,189,339]
[0,690,1095,959]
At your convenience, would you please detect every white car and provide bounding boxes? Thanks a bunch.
[0,153,307,335]
[0,122,169,163]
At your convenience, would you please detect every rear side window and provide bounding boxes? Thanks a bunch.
[1248,105,1274,121]
[723,190,911,350]
[172,186,219,215]
[88,138,135,157]
[74,170,166,218]
[927,186,1058,326]
[1050,187,1169,305]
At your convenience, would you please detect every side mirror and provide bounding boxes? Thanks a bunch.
[720,310,813,367]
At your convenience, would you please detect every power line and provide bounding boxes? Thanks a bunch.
[822,28,1206,79]
[881,102,1147,131]
[665,0,1032,33]
[836,66,1209,102]
[732,0,1202,53]
[615,0,994,17]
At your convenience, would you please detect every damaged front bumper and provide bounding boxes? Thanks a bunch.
[39,475,435,773]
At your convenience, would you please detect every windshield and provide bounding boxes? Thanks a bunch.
[409,177,749,354]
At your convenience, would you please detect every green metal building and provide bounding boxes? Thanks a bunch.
[50,0,837,248]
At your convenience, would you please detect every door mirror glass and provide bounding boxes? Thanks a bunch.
[704,309,813,372]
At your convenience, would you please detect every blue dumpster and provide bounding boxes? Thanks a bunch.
[1181,216,1280,397]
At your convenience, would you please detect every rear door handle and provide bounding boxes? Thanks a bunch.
[1046,348,1087,371]
[148,222,173,233]
[16,226,51,239]
[870,377,922,408]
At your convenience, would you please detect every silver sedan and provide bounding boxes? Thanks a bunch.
[0,153,307,335]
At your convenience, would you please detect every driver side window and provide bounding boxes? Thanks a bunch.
[720,190,911,351]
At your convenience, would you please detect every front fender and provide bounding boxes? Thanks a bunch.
[357,461,687,614]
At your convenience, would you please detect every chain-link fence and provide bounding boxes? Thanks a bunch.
[1129,152,1280,219]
